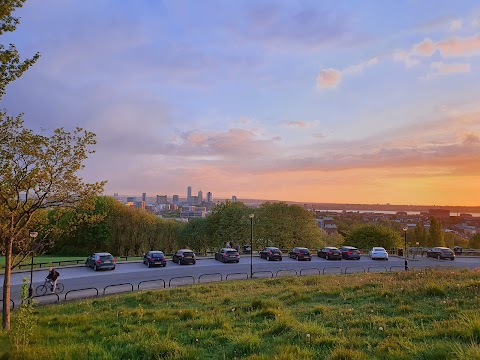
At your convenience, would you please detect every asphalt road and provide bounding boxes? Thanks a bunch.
[3,254,479,306]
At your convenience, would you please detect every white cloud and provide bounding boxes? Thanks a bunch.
[449,19,463,31]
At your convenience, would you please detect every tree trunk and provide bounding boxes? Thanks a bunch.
[2,236,13,330]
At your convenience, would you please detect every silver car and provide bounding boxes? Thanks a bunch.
[370,247,388,260]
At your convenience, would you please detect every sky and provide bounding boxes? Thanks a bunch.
[2,0,480,206]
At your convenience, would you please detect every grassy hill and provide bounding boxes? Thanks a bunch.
[1,269,479,359]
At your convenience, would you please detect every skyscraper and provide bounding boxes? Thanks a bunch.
[173,195,179,204]
[187,186,192,205]
[142,193,146,202]
[198,190,203,204]
[232,195,237,203]
[206,192,212,203]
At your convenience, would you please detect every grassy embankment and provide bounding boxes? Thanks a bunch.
[0,269,479,359]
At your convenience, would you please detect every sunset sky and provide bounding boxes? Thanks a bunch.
[3,1,480,205]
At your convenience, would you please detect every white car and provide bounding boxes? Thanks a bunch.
[370,247,388,260]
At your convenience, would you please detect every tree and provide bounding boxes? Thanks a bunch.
[0,0,40,101]
[255,202,324,250]
[428,217,444,247]
[413,223,427,247]
[345,224,402,250]
[470,233,480,249]
[0,115,104,330]
[207,201,251,249]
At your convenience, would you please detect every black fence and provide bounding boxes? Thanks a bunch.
[3,264,471,309]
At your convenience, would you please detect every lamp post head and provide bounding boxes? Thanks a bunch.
[249,214,255,219]
[402,227,408,232]
[30,231,38,239]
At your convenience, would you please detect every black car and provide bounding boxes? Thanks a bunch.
[288,247,312,261]
[259,247,283,261]
[143,251,167,268]
[172,249,196,265]
[85,252,116,271]
[427,247,455,260]
[215,248,240,263]
[242,244,252,254]
[340,246,361,260]
[318,247,342,260]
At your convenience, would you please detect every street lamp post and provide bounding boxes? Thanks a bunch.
[249,214,254,279]
[29,231,39,298]
[403,227,408,271]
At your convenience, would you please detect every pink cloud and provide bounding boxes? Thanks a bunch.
[437,34,480,56]
[317,68,342,88]
[413,38,436,56]
[423,61,471,79]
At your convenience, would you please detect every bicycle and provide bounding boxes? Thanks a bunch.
[36,278,64,296]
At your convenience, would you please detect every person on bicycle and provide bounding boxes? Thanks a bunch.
[46,267,60,293]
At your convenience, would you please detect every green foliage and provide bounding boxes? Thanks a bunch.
[255,202,324,250]
[470,234,480,249]
[0,0,40,100]
[345,224,402,249]
[414,222,427,247]
[8,278,37,349]
[428,217,445,247]
[208,200,251,248]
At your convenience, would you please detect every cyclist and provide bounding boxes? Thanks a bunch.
[46,266,60,293]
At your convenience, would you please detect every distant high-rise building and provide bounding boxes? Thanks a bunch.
[232,195,237,203]
[206,192,212,203]
[198,190,203,204]
[142,193,146,202]
[156,195,168,204]
[113,193,118,200]
[192,196,198,205]
[127,196,136,203]
[187,186,192,205]
[173,195,179,203]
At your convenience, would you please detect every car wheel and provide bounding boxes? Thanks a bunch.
[326,255,329,260]
[437,254,441,260]
[267,256,271,261]
[179,259,183,265]
[94,264,98,271]
[279,257,282,261]
[147,262,151,268]
[112,266,115,270]
[296,255,299,261]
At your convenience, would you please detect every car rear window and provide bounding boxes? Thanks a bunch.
[151,253,164,258]
[226,250,237,255]
[271,249,281,254]
[183,252,194,257]
[299,249,309,253]
[100,255,113,260]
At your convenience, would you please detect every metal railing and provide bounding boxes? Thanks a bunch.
[5,264,470,308]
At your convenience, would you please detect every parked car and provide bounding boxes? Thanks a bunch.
[318,247,342,260]
[370,247,389,260]
[85,252,116,271]
[242,244,252,254]
[143,251,167,268]
[215,248,240,263]
[288,247,312,261]
[427,247,455,260]
[259,247,283,261]
[340,246,361,260]
[172,249,196,265]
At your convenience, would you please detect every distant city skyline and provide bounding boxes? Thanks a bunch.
[3,1,480,206]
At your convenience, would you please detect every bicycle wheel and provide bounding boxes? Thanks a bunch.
[55,283,64,294]
[36,284,48,296]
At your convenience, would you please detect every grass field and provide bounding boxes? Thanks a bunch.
[1,268,479,359]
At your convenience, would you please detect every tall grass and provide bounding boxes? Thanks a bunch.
[1,268,479,359]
